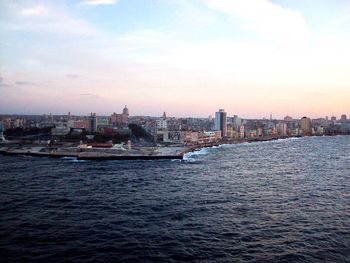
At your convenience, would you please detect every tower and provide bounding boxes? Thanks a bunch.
[300,117,312,135]
[88,112,97,133]
[215,109,227,138]
[123,105,129,115]
[122,105,129,124]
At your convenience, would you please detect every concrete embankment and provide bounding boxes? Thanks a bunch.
[77,153,183,160]
[0,146,186,160]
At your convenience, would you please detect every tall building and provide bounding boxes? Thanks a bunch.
[231,115,242,130]
[300,117,312,135]
[0,121,5,141]
[215,109,227,138]
[156,112,167,130]
[0,121,5,133]
[276,122,288,136]
[88,112,97,133]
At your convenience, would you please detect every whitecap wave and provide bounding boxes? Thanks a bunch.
[61,156,77,160]
[61,156,87,162]
[184,148,210,157]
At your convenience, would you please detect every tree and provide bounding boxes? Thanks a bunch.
[128,124,153,141]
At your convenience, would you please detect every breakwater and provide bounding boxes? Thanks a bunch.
[0,146,186,160]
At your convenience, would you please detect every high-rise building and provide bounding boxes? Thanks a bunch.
[276,122,288,136]
[231,115,242,130]
[300,117,312,135]
[156,112,167,130]
[0,121,5,141]
[215,109,227,138]
[0,121,5,133]
[88,112,97,133]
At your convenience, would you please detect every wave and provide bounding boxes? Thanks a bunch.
[61,156,87,162]
[61,156,77,160]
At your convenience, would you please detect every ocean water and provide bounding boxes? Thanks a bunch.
[0,136,349,262]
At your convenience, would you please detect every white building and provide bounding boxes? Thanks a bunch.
[156,112,167,130]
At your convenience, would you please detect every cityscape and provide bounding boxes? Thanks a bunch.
[1,108,349,145]
[1,0,350,262]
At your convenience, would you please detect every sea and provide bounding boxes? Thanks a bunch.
[0,135,349,262]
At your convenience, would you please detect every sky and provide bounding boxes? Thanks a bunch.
[0,0,349,119]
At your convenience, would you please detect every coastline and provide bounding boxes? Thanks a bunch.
[0,134,342,161]
[186,135,303,151]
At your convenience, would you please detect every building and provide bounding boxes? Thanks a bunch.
[0,121,5,133]
[276,122,288,136]
[156,112,167,130]
[110,105,129,126]
[300,117,312,135]
[229,115,242,130]
[73,120,89,130]
[51,125,70,136]
[97,118,109,127]
[0,121,5,141]
[284,116,293,122]
[239,124,245,139]
[88,113,97,133]
[122,105,129,116]
[215,109,227,138]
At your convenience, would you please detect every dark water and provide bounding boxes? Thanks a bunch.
[0,136,349,262]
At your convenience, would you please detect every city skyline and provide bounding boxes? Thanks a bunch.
[1,0,350,118]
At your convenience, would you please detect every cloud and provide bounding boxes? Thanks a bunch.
[20,6,48,16]
[0,75,11,87]
[5,3,97,36]
[169,0,217,29]
[66,74,80,78]
[80,93,102,99]
[205,0,309,45]
[84,0,118,5]
[0,83,12,88]
[116,29,182,52]
[15,81,35,85]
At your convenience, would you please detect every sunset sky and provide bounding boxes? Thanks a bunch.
[0,0,349,118]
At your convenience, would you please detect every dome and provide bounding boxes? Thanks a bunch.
[123,105,129,115]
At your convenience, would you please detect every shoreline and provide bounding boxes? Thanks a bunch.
[186,135,302,151]
[0,134,344,161]
[0,145,185,160]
